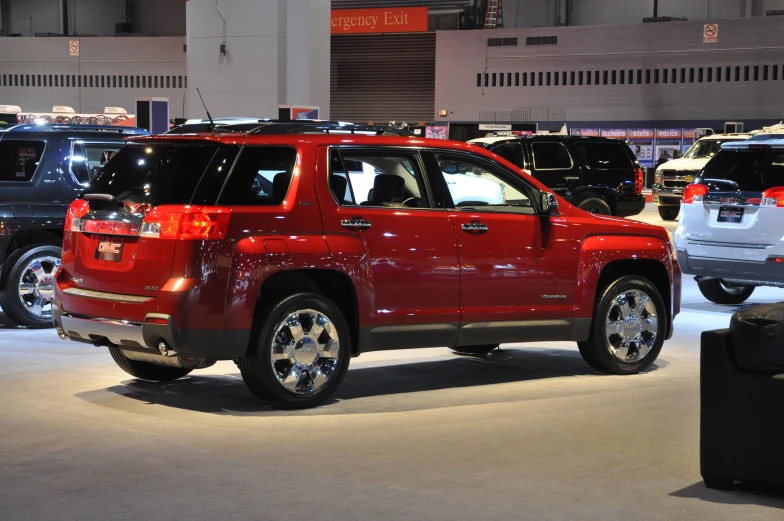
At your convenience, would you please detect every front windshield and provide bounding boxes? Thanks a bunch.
[683,139,735,159]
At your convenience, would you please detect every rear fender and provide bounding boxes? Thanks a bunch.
[576,235,672,318]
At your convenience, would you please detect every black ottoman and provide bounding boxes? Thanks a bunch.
[701,310,784,490]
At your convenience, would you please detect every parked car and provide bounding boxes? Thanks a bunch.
[53,133,681,409]
[468,135,645,217]
[167,118,415,136]
[652,133,751,220]
[675,138,784,303]
[0,123,148,327]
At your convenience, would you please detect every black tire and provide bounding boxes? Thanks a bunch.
[108,346,193,381]
[578,275,667,375]
[238,292,351,409]
[0,244,61,328]
[451,344,499,356]
[703,475,733,491]
[577,197,612,216]
[657,206,680,221]
[697,278,755,305]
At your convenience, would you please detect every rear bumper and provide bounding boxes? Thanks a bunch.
[678,252,784,284]
[52,299,250,359]
[615,194,646,217]
[652,185,683,206]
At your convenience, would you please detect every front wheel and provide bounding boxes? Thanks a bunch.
[697,279,755,305]
[577,197,612,216]
[238,292,351,409]
[578,276,666,374]
[657,206,680,221]
[0,244,61,328]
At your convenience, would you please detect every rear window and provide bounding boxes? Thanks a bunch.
[492,142,524,167]
[218,146,297,205]
[0,140,45,182]
[532,142,572,170]
[576,142,633,169]
[88,144,219,205]
[702,149,784,191]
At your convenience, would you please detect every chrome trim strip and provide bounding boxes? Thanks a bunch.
[686,239,770,249]
[60,313,147,348]
[61,287,153,303]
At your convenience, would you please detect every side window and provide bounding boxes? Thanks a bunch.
[219,146,297,205]
[532,142,572,170]
[434,152,533,214]
[492,142,524,168]
[71,142,125,184]
[0,140,45,182]
[575,142,633,169]
[330,149,429,208]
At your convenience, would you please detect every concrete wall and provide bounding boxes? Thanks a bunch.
[435,15,784,124]
[3,0,185,36]
[503,0,784,28]
[0,37,187,115]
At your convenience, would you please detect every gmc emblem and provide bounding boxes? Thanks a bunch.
[97,242,122,254]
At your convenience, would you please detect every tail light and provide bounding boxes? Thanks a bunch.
[634,168,644,194]
[654,169,662,185]
[64,199,90,231]
[683,184,709,204]
[761,186,784,207]
[140,205,231,239]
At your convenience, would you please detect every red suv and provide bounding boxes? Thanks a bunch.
[53,133,681,409]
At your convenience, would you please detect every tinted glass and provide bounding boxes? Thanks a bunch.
[71,142,124,185]
[0,140,44,182]
[683,139,736,159]
[331,149,428,208]
[435,152,532,213]
[532,142,572,169]
[219,146,297,205]
[702,149,784,192]
[576,142,633,169]
[88,144,218,205]
[492,142,524,167]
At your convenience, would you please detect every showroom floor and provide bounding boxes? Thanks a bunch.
[1,205,783,521]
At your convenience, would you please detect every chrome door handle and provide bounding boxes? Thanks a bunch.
[340,217,372,231]
[461,221,488,235]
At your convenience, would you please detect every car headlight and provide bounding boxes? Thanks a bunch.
[665,229,677,260]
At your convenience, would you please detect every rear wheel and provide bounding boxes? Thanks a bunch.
[238,293,351,409]
[0,245,61,328]
[578,276,666,374]
[657,206,680,221]
[108,347,193,381]
[697,279,755,305]
[577,197,612,216]
[451,344,499,356]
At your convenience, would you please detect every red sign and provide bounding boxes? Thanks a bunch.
[683,129,696,139]
[601,129,627,139]
[571,128,599,137]
[656,128,682,139]
[629,129,654,139]
[331,7,428,34]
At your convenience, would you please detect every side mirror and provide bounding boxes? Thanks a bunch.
[541,192,559,215]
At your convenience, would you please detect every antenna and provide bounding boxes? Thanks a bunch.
[196,88,215,130]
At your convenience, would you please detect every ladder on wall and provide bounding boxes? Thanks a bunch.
[484,0,503,29]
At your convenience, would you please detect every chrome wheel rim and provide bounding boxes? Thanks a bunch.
[270,309,340,395]
[18,256,60,319]
[604,289,658,363]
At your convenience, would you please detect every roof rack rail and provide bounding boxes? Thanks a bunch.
[4,123,148,134]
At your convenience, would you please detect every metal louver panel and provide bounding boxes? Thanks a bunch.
[331,33,435,124]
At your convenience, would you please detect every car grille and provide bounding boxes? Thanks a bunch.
[661,169,700,189]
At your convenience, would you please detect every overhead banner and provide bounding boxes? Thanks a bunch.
[331,7,429,34]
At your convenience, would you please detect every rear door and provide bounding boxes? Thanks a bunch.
[63,141,236,296]
[682,147,784,246]
[528,140,578,196]
[572,140,637,196]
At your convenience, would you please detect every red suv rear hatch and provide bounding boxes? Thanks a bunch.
[60,138,238,298]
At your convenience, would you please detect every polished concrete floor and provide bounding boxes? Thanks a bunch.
[1,205,783,520]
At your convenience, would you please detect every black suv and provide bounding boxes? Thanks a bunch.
[167,119,416,136]
[469,135,645,217]
[0,124,148,327]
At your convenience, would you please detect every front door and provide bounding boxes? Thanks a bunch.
[423,150,577,347]
[319,146,461,351]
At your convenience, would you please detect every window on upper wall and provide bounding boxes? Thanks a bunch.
[491,73,497,87]
[645,70,651,84]
[499,73,504,87]
[725,66,731,81]
[594,71,599,85]
[774,65,779,81]
[570,71,575,85]
[619,70,625,84]
[763,65,769,80]
[484,73,488,87]
[611,70,617,84]
[538,72,543,86]
[507,72,511,86]
[707,67,713,82]
[602,70,608,85]
[586,70,591,85]
[553,71,558,86]
[476,73,481,87]
[578,71,583,85]
[636,70,642,84]
[561,71,566,85]
[515,72,519,86]
[522,72,527,86]
[527,35,557,45]
[716,67,722,82]
[487,37,518,47]
[753,65,759,81]
[744,66,750,81]
[734,66,740,81]
[662,69,668,83]
[654,69,659,84]
[689,68,694,83]
[698,68,704,82]
[546,72,551,86]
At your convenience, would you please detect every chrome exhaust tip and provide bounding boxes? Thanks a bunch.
[158,341,177,357]
[56,326,68,340]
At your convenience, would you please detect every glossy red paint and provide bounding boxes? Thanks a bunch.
[55,132,680,355]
